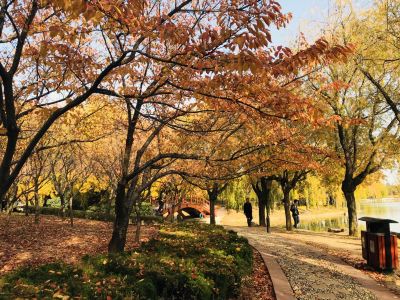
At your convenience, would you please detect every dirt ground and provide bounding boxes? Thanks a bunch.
[0,214,158,274]
[240,248,275,300]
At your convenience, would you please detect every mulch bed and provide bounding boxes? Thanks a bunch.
[0,214,158,274]
[240,247,276,300]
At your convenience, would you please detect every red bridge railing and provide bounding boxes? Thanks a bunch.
[150,196,210,216]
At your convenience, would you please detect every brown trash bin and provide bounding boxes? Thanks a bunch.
[361,230,368,260]
[367,233,386,269]
[359,217,398,271]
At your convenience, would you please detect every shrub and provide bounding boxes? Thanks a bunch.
[0,223,252,299]
[24,206,162,223]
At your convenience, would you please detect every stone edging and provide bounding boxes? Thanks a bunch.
[249,240,296,300]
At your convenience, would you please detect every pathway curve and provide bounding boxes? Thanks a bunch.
[227,226,398,300]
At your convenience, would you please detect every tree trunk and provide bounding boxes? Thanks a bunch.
[60,196,65,219]
[167,203,176,222]
[108,183,130,253]
[0,80,19,205]
[258,197,266,227]
[69,196,73,227]
[265,182,272,233]
[252,183,264,227]
[34,187,40,224]
[344,190,358,236]
[135,214,141,244]
[106,191,113,219]
[134,195,142,243]
[25,195,29,216]
[342,176,359,236]
[209,194,216,225]
[253,177,273,229]
[266,203,271,233]
[283,189,292,231]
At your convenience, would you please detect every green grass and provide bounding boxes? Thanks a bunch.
[0,223,252,299]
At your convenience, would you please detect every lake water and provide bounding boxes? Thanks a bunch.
[299,198,400,233]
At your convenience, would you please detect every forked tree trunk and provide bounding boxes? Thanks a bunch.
[344,190,358,236]
[253,186,266,227]
[342,177,358,236]
[252,177,273,229]
[108,183,130,253]
[283,189,292,231]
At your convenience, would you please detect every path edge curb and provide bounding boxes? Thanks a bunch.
[249,240,296,300]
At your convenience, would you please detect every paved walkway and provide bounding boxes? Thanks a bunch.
[227,226,398,300]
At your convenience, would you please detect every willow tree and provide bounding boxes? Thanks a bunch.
[308,2,399,235]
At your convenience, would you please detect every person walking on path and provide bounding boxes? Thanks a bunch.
[243,198,253,227]
[290,200,300,228]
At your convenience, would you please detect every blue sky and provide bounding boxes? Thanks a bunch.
[272,0,373,46]
[273,0,331,45]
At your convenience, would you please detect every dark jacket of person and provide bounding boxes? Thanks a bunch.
[243,202,252,217]
[290,204,299,216]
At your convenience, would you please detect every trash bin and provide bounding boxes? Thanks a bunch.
[359,217,398,271]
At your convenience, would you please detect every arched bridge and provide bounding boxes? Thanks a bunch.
[151,197,211,219]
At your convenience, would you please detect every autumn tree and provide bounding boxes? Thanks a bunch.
[0,0,352,252]
[277,170,310,230]
[49,144,91,226]
[183,176,229,226]
[351,0,400,125]
[307,2,400,235]
[251,175,274,231]
[0,0,242,205]
[25,148,51,223]
[99,0,296,252]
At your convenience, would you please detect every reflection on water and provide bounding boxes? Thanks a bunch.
[299,198,400,233]
[299,214,349,232]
